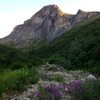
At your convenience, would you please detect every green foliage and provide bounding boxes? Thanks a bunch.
[0,67,38,96]
[0,44,44,70]
[47,55,67,65]
[0,43,44,97]
[10,62,25,70]
[39,73,65,83]
[52,74,65,83]
[71,80,100,100]
[88,63,100,74]
[38,86,51,100]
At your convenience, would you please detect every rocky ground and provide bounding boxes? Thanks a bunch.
[3,64,97,100]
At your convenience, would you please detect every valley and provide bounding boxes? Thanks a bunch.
[0,5,100,100]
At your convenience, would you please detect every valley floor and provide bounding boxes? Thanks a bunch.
[2,64,99,100]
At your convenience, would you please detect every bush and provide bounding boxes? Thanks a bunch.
[0,44,44,70]
[34,83,63,100]
[0,67,38,96]
[52,74,65,83]
[83,80,100,100]
[39,74,65,83]
[89,66,100,75]
[66,80,100,100]
[10,62,25,70]
[47,55,67,65]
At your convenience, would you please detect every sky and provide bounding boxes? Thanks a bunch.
[0,0,100,38]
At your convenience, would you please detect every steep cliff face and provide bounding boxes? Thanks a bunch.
[0,5,100,47]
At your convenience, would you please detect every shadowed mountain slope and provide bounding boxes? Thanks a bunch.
[30,16,100,73]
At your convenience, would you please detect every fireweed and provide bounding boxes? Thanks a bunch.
[64,80,100,100]
[34,83,63,100]
[65,80,85,94]
[34,80,100,100]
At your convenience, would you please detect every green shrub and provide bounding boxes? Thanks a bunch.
[83,80,100,100]
[0,44,44,70]
[52,74,65,83]
[69,80,100,100]
[10,62,25,70]
[89,66,100,75]
[0,67,38,96]
[37,86,51,100]
[47,55,67,65]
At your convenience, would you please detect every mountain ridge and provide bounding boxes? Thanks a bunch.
[31,16,100,72]
[0,5,100,47]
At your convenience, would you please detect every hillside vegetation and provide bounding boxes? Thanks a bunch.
[0,15,100,99]
[30,16,100,73]
[0,44,44,71]
[0,44,44,96]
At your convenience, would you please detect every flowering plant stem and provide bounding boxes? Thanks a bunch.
[52,95,54,100]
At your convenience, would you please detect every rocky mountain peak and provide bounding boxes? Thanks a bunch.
[37,5,64,16]
[0,5,100,47]
[30,4,65,21]
[77,9,86,14]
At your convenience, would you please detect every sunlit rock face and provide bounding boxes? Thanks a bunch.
[0,5,100,47]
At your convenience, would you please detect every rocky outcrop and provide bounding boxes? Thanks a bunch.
[73,9,100,23]
[86,74,97,81]
[0,5,100,47]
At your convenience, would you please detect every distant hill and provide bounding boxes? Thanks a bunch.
[0,5,100,47]
[30,16,100,73]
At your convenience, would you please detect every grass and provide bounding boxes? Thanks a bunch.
[39,73,65,83]
[0,67,38,97]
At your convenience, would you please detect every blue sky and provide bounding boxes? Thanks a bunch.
[0,0,100,38]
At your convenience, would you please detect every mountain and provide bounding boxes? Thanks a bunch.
[0,5,100,47]
[30,16,100,73]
